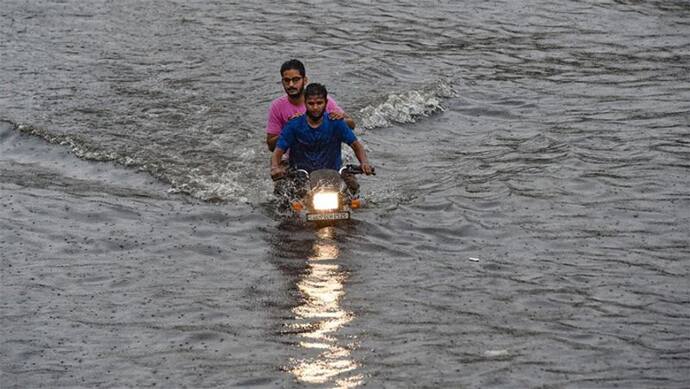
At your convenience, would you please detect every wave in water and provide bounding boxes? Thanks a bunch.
[15,123,121,163]
[7,81,454,202]
[357,80,456,130]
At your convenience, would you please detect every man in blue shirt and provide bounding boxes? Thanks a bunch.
[270,83,374,193]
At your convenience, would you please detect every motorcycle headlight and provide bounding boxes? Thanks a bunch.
[312,192,339,211]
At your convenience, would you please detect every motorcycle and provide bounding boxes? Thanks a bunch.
[273,164,374,224]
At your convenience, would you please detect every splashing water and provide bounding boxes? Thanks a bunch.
[357,80,455,130]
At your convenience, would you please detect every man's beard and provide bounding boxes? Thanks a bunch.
[306,109,324,122]
[287,85,304,98]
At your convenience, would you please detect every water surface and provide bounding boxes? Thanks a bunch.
[2,0,689,387]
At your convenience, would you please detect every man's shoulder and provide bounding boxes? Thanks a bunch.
[326,115,348,129]
[327,116,356,142]
[269,95,290,109]
[326,97,340,111]
[282,114,306,131]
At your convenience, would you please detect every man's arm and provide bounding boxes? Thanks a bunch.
[350,140,373,175]
[266,134,279,152]
[327,98,356,129]
[265,100,284,151]
[270,147,287,180]
[344,114,356,129]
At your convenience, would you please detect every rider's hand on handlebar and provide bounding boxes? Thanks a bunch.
[270,165,286,180]
[360,163,374,175]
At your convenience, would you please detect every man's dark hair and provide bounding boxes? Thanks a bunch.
[280,59,305,77]
[304,83,328,100]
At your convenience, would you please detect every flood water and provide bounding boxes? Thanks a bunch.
[2,0,689,387]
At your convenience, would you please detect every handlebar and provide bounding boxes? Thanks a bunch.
[273,164,376,181]
[340,164,376,175]
[272,168,308,182]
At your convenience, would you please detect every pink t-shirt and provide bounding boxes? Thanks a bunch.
[265,95,343,135]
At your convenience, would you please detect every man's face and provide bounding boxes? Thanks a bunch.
[281,69,306,98]
[305,95,327,121]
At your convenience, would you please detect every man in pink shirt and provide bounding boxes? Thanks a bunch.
[265,59,355,152]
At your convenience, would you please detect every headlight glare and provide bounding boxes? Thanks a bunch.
[312,192,339,210]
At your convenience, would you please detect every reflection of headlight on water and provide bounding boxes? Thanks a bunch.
[313,192,339,210]
[284,230,362,387]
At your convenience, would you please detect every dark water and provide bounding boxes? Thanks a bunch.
[2,0,690,387]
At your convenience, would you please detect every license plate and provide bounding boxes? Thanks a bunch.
[306,212,350,221]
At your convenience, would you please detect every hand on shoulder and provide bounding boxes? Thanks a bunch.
[328,111,345,121]
[288,112,304,120]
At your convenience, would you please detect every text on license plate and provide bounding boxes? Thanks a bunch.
[307,212,350,221]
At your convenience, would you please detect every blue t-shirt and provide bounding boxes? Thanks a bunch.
[276,115,357,172]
